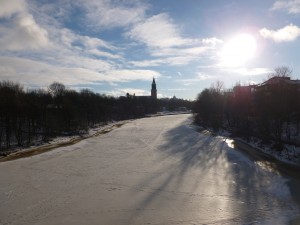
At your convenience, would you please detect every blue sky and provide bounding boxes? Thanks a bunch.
[0,0,300,99]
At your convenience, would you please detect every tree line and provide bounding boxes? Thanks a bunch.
[0,81,192,150]
[193,67,300,150]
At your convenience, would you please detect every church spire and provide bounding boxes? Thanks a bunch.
[151,77,157,99]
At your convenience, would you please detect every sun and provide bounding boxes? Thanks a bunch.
[220,33,257,67]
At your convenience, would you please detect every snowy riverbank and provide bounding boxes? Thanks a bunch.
[192,124,300,168]
[0,120,131,161]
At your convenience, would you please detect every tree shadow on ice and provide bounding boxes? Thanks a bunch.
[130,121,297,224]
[128,123,223,220]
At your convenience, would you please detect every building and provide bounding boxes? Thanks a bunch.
[119,78,158,115]
[123,77,157,100]
[231,76,300,98]
[233,85,255,97]
[255,76,300,95]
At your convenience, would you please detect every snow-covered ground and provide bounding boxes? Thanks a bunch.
[0,114,299,225]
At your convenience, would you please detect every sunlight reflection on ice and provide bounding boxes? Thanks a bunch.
[224,138,234,148]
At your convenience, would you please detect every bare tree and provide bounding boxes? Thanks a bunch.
[48,82,66,97]
[210,80,224,93]
[268,66,293,78]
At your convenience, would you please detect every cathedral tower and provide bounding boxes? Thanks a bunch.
[151,77,157,99]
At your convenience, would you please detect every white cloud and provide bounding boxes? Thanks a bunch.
[103,69,160,82]
[0,56,104,86]
[54,28,115,50]
[0,56,160,87]
[80,35,116,50]
[0,0,26,18]
[271,0,300,14]
[6,27,117,72]
[0,0,130,87]
[165,56,197,65]
[43,29,121,69]
[181,80,209,87]
[176,73,217,86]
[181,46,208,55]
[77,0,147,29]
[126,12,217,60]
[202,37,223,46]
[48,27,122,63]
[129,45,210,67]
[56,55,114,72]
[130,54,201,67]
[260,24,300,42]
[88,49,122,59]
[31,0,73,25]
[126,13,215,66]
[0,13,49,50]
[127,13,193,48]
[196,73,216,80]
[222,67,272,76]
[0,0,119,54]
[130,59,165,67]
[164,88,186,91]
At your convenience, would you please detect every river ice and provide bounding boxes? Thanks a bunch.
[0,114,298,225]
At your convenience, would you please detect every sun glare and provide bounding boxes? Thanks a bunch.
[220,33,257,67]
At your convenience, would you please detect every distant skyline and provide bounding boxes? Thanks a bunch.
[0,0,300,99]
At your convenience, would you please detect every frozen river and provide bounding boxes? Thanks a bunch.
[0,114,299,225]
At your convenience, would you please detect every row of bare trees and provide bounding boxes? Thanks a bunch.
[193,67,300,147]
[0,81,117,150]
[0,81,192,150]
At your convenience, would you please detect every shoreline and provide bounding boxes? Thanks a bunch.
[233,138,300,175]
[195,123,300,171]
[0,121,128,163]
